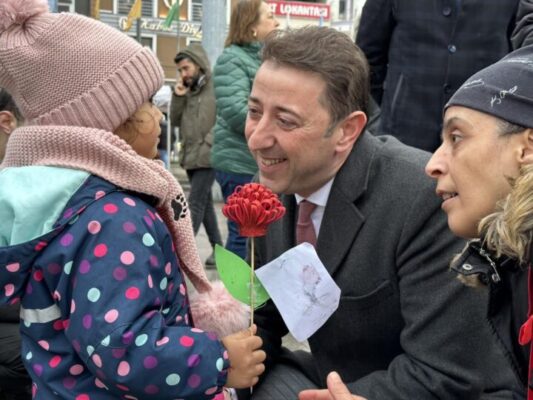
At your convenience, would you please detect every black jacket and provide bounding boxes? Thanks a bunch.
[452,240,529,395]
[356,0,519,152]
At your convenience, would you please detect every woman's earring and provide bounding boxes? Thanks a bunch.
[252,30,257,38]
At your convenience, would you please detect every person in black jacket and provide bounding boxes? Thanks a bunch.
[0,88,31,400]
[356,0,519,152]
[426,45,533,399]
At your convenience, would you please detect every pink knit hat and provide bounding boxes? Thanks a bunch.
[0,0,164,132]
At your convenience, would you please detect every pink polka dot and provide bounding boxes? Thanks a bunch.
[87,221,101,234]
[35,241,48,251]
[92,354,103,368]
[6,263,20,272]
[4,284,14,297]
[144,384,159,394]
[155,212,163,222]
[205,386,218,395]
[94,378,106,389]
[60,233,74,247]
[53,291,61,301]
[32,384,37,397]
[123,198,136,206]
[70,364,84,375]
[95,190,106,199]
[49,355,61,368]
[93,244,108,258]
[147,209,156,220]
[125,287,140,300]
[63,376,76,389]
[179,336,194,347]
[179,284,186,295]
[149,255,158,267]
[165,263,172,275]
[79,260,91,274]
[53,320,65,331]
[82,315,92,329]
[122,331,134,345]
[33,270,44,281]
[116,384,130,392]
[38,340,49,350]
[123,222,136,233]
[143,216,153,227]
[113,267,127,281]
[188,354,201,368]
[103,203,118,214]
[156,337,169,346]
[70,300,76,313]
[105,309,119,323]
[120,251,135,265]
[75,394,90,400]
[223,350,229,360]
[147,275,153,288]
[175,315,183,323]
[117,361,130,376]
[188,374,201,388]
[191,328,204,333]
[143,355,158,369]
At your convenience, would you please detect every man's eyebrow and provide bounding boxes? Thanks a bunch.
[248,96,301,118]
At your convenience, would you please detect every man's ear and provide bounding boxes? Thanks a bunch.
[519,128,533,166]
[335,111,367,153]
[0,111,16,135]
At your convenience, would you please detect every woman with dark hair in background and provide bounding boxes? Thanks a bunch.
[211,0,279,259]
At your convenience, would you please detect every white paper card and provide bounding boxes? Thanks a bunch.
[255,242,341,342]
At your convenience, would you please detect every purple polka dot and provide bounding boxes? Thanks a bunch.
[188,374,201,388]
[79,260,91,274]
[47,263,61,275]
[113,267,127,281]
[82,314,92,329]
[143,216,153,227]
[123,222,136,234]
[143,356,158,369]
[26,282,33,294]
[122,331,134,345]
[63,376,76,389]
[144,385,159,395]
[207,332,217,341]
[72,340,81,353]
[112,348,126,359]
[60,233,74,247]
[149,255,158,267]
[33,364,43,376]
[63,208,74,218]
[187,354,201,368]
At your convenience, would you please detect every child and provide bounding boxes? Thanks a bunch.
[0,1,264,398]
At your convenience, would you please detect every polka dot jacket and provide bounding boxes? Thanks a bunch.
[0,173,230,399]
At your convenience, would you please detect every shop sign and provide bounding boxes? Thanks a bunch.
[267,1,330,20]
[118,16,202,38]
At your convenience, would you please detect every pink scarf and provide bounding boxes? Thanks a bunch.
[2,125,248,336]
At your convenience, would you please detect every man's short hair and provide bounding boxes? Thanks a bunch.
[174,53,194,65]
[262,26,370,128]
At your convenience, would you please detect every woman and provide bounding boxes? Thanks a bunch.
[0,1,265,398]
[211,0,279,259]
[425,45,533,398]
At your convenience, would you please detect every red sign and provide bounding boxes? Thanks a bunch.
[267,1,330,20]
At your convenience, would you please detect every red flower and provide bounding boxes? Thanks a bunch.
[222,183,286,237]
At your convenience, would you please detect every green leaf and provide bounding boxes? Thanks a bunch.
[162,2,179,28]
[214,244,270,309]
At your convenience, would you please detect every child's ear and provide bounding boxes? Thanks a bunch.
[0,111,16,135]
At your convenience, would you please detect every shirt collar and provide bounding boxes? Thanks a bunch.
[295,178,334,207]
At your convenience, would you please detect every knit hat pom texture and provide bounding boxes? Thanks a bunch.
[0,0,48,33]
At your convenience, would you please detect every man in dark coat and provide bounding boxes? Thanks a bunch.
[356,0,519,152]
[239,26,519,399]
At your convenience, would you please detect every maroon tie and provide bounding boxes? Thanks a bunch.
[296,200,317,246]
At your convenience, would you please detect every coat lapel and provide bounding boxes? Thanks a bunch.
[316,132,379,276]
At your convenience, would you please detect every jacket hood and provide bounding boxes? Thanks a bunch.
[177,43,211,79]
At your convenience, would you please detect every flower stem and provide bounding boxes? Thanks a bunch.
[250,238,255,328]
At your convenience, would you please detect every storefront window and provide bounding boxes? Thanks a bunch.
[118,0,154,17]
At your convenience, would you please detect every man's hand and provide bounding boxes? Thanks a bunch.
[222,324,266,388]
[174,76,188,96]
[298,372,367,400]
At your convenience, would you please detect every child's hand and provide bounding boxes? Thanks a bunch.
[222,324,266,388]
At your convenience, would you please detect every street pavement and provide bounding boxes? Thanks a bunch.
[172,163,309,352]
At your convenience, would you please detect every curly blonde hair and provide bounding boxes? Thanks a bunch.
[480,163,533,264]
